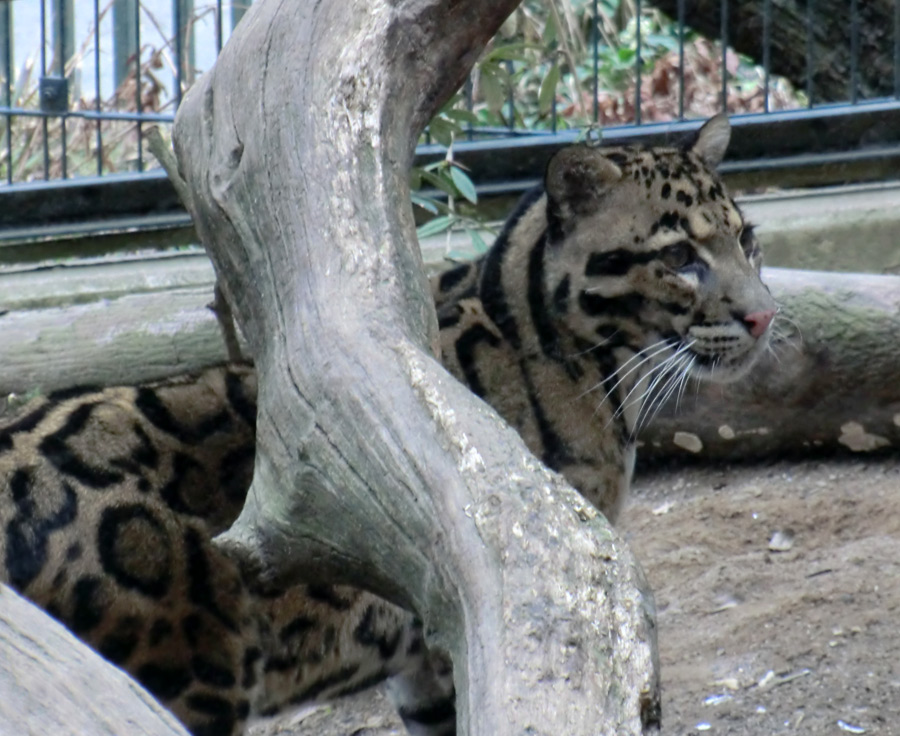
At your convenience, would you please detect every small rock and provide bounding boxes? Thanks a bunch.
[768,529,795,552]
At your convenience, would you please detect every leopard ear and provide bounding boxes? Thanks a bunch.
[545,146,623,218]
[690,114,731,168]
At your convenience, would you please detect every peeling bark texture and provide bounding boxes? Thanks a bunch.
[172,1,658,735]
[0,584,189,736]
[649,0,894,103]
[641,268,900,461]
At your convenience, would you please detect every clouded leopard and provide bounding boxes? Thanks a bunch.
[0,115,774,735]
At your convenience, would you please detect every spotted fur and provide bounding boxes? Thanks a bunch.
[0,115,772,734]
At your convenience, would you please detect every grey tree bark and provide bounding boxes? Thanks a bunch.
[650,0,894,103]
[172,1,659,736]
[0,583,189,736]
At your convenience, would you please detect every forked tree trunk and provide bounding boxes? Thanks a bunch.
[172,1,659,735]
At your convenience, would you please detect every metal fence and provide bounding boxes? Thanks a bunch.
[2,0,900,244]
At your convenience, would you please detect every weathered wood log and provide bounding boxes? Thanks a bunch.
[0,583,188,735]
[171,1,659,735]
[640,268,900,461]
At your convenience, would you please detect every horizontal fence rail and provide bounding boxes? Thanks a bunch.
[1,0,900,246]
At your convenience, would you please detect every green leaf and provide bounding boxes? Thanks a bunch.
[416,215,454,239]
[466,228,490,254]
[539,63,560,116]
[449,166,478,204]
[419,169,457,197]
[442,108,480,125]
[410,193,439,214]
[428,117,458,147]
[479,66,506,114]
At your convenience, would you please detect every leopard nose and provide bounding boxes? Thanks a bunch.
[743,309,776,338]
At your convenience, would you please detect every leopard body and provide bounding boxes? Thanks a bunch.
[0,115,774,735]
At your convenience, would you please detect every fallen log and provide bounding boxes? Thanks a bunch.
[0,583,188,735]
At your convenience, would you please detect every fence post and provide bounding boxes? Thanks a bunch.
[173,0,195,101]
[231,0,250,31]
[112,0,138,91]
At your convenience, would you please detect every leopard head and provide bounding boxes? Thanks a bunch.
[543,114,776,383]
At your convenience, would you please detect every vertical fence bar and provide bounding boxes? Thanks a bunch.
[505,59,515,131]
[113,0,137,91]
[849,0,859,103]
[634,0,642,124]
[94,0,103,175]
[720,0,729,111]
[464,76,474,141]
[40,0,50,180]
[231,0,249,31]
[592,0,598,124]
[173,0,195,104]
[805,0,814,106]
[895,0,900,98]
[677,0,685,119]
[53,0,72,179]
[134,0,142,171]
[216,0,224,53]
[762,0,771,112]
[1,0,11,183]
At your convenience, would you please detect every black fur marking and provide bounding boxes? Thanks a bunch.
[192,655,237,688]
[454,324,502,399]
[39,403,124,489]
[159,452,203,515]
[136,663,193,701]
[5,473,78,589]
[184,527,238,631]
[225,370,257,427]
[182,613,203,647]
[438,263,472,293]
[0,400,50,444]
[97,504,172,598]
[149,617,174,646]
[279,615,316,643]
[242,647,262,689]
[219,445,255,503]
[526,381,574,469]
[0,434,11,453]
[527,232,563,362]
[437,304,463,329]
[332,667,391,699]
[579,291,646,317]
[135,387,232,444]
[401,697,458,726]
[71,576,105,633]
[130,423,160,470]
[585,249,655,277]
[99,615,142,664]
[676,190,694,207]
[184,693,235,735]
[290,664,361,703]
[65,543,82,561]
[306,582,353,610]
[264,655,299,673]
[480,187,545,347]
[354,604,403,660]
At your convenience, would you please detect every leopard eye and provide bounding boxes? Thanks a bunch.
[739,223,756,254]
[661,241,695,270]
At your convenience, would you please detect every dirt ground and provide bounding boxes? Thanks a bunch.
[271,454,900,736]
[625,455,900,736]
